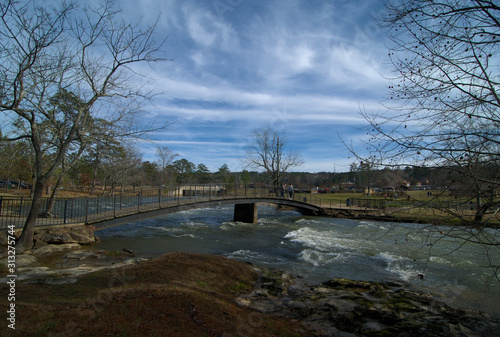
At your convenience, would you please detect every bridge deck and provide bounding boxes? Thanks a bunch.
[0,190,379,230]
[89,197,323,230]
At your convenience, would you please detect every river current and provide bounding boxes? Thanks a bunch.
[91,205,500,318]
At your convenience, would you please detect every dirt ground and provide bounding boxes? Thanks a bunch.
[1,252,316,337]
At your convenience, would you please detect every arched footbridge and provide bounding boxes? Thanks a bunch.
[91,197,322,231]
[0,185,383,231]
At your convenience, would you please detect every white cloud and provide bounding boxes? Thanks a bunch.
[186,15,217,46]
[275,42,316,73]
[182,4,240,51]
[326,44,386,87]
[123,0,390,172]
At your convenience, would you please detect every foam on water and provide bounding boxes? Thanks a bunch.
[225,249,285,265]
[94,206,500,317]
[284,227,356,252]
[298,249,352,267]
[429,256,451,265]
[375,252,423,282]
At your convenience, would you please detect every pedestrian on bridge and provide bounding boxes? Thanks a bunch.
[288,184,294,199]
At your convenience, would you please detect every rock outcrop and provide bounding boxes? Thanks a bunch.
[0,224,98,257]
[238,267,500,337]
[33,224,98,246]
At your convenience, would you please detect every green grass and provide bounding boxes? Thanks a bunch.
[299,190,500,226]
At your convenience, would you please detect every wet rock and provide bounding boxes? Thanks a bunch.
[15,254,38,267]
[63,250,100,260]
[0,254,37,267]
[32,243,81,256]
[237,269,500,337]
[15,266,56,280]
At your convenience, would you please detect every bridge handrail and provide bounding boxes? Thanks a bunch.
[0,184,320,229]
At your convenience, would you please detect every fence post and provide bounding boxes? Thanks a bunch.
[138,189,142,212]
[158,187,162,208]
[19,197,23,218]
[63,199,68,224]
[0,196,2,216]
[113,194,117,217]
[85,199,89,224]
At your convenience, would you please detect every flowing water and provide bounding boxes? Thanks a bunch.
[91,205,500,318]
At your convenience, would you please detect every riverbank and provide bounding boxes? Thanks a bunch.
[1,244,499,336]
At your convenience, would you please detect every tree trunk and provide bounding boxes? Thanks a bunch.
[46,169,65,215]
[90,154,100,195]
[473,199,492,225]
[16,180,45,253]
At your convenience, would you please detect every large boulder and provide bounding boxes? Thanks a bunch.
[37,232,76,244]
[33,224,97,246]
[68,225,96,245]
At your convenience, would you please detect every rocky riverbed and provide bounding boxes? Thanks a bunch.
[1,224,148,284]
[1,238,499,336]
[238,267,500,336]
[0,243,147,285]
[1,221,499,336]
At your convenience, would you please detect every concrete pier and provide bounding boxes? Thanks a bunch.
[233,203,258,223]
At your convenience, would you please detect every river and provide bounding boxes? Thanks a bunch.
[91,205,500,318]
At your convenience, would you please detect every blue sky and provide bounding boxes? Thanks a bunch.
[125,0,391,172]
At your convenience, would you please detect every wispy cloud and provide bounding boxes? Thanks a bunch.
[124,0,390,172]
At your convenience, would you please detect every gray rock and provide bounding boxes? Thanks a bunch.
[63,250,99,260]
[237,271,500,337]
[33,243,81,256]
[68,231,94,245]
[0,254,37,267]
[38,232,76,244]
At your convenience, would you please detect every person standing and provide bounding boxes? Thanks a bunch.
[288,184,294,199]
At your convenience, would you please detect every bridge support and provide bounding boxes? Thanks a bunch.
[233,203,257,223]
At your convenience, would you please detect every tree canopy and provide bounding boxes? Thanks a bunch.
[359,0,500,225]
[0,0,168,252]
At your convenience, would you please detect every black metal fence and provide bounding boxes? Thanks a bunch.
[345,197,481,211]
[1,184,316,229]
[2,183,485,230]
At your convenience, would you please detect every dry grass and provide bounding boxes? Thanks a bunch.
[2,253,314,336]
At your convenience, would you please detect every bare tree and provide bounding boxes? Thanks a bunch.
[156,145,179,186]
[244,127,303,193]
[359,0,500,225]
[355,0,500,283]
[0,0,169,252]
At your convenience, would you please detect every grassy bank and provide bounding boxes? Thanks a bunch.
[1,253,314,337]
[308,191,500,226]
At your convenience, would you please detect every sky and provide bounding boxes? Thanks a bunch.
[122,0,392,173]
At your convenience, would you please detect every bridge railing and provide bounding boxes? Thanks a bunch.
[0,183,311,229]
